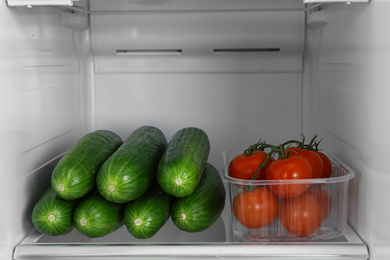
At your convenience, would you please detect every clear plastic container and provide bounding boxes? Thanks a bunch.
[223,149,355,242]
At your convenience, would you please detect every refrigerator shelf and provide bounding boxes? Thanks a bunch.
[7,0,368,14]
[304,0,369,2]
[6,0,76,7]
[14,221,368,260]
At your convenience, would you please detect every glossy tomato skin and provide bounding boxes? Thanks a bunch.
[279,193,322,237]
[286,147,324,178]
[316,152,332,178]
[229,151,271,180]
[232,186,278,229]
[266,156,312,198]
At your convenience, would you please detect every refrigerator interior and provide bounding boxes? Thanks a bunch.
[0,0,389,259]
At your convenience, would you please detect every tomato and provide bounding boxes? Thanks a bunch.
[229,151,271,180]
[316,152,332,178]
[265,156,312,198]
[286,147,324,178]
[307,187,332,220]
[279,193,322,237]
[232,186,278,229]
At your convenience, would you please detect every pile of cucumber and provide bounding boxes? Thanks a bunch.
[31,126,226,239]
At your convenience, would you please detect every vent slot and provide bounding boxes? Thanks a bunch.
[213,48,280,54]
[116,49,182,55]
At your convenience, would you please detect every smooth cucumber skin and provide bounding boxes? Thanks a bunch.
[157,127,210,198]
[171,162,226,232]
[124,184,171,239]
[96,126,167,203]
[51,130,123,200]
[73,192,124,238]
[31,187,75,236]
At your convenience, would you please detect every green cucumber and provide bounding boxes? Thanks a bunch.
[96,126,167,203]
[31,186,75,236]
[171,162,226,232]
[124,183,171,239]
[51,130,122,200]
[73,192,124,238]
[157,127,210,198]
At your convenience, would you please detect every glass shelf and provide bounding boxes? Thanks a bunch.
[15,218,368,260]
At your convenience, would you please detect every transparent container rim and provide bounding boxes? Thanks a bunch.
[222,149,355,185]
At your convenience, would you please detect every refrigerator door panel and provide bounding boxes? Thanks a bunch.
[0,2,86,259]
[304,1,390,259]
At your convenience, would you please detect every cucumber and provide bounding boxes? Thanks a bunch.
[31,186,75,236]
[157,127,210,197]
[73,192,124,238]
[51,130,122,200]
[96,126,167,203]
[171,162,226,232]
[124,183,171,239]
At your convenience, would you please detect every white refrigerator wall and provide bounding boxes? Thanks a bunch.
[0,2,89,259]
[304,1,390,259]
[89,0,305,167]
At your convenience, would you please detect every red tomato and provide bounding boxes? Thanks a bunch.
[232,186,278,229]
[265,156,312,198]
[316,152,332,178]
[286,147,324,178]
[307,187,332,220]
[279,193,322,237]
[229,151,271,180]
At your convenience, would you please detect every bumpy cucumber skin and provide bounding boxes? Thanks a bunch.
[171,162,226,232]
[31,187,75,236]
[124,184,171,239]
[73,192,124,238]
[96,126,167,203]
[157,127,210,198]
[51,130,122,200]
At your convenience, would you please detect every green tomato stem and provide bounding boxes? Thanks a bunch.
[245,134,324,184]
[250,145,280,180]
[243,140,267,155]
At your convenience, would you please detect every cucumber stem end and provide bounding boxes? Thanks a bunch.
[108,184,115,192]
[134,218,143,226]
[57,184,65,192]
[47,214,56,222]
[175,178,183,185]
[80,217,88,226]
